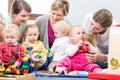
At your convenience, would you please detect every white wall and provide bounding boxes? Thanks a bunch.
[26,0,54,14]
[66,0,120,25]
[0,0,120,25]
[0,0,8,18]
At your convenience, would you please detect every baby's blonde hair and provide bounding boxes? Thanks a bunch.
[69,25,85,36]
[26,24,40,34]
[3,24,19,37]
[53,20,71,35]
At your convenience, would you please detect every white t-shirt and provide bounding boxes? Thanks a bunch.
[50,36,70,61]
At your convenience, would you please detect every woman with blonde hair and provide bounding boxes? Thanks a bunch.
[35,0,70,49]
[82,9,117,68]
[35,0,70,70]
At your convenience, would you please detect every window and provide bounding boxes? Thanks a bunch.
[8,0,54,20]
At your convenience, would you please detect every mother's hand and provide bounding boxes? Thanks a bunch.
[86,52,107,63]
[86,52,100,63]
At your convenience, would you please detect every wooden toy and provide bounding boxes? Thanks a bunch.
[20,56,30,75]
[0,61,5,75]
[107,27,120,74]
[89,26,120,80]
[0,74,36,80]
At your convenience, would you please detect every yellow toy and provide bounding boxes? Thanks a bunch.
[110,58,120,69]
[37,49,50,59]
[0,61,5,73]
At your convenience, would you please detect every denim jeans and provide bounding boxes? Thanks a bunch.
[96,60,108,69]
[38,56,53,70]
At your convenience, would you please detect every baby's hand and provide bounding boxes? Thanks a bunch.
[32,53,39,61]
[35,58,42,62]
[77,38,86,47]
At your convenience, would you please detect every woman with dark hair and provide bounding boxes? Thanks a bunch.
[5,0,31,43]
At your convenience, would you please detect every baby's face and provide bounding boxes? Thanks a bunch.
[4,32,18,46]
[70,27,86,43]
[26,27,39,43]
[54,27,65,38]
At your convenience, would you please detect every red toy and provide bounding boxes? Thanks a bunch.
[5,65,20,75]
[89,72,120,80]
[81,37,89,51]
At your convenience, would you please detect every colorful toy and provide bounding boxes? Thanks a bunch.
[5,65,20,75]
[81,37,89,51]
[5,58,20,75]
[107,27,120,74]
[37,49,51,59]
[20,56,30,75]
[0,61,5,74]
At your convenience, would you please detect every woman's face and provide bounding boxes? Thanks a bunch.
[51,8,65,24]
[90,20,107,34]
[13,9,30,26]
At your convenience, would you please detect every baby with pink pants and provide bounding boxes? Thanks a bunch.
[53,25,102,74]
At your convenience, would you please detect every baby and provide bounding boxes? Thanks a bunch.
[0,24,24,69]
[22,24,47,70]
[48,20,71,71]
[53,25,104,74]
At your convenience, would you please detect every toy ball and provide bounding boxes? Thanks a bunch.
[23,57,29,61]
[11,65,15,69]
[14,68,17,73]
[20,68,24,73]
[6,68,11,73]
[23,62,29,65]
[16,70,20,75]
[8,65,12,69]
[45,49,50,54]
[38,54,42,59]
